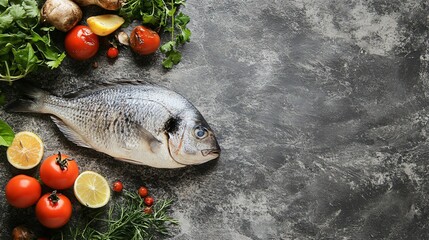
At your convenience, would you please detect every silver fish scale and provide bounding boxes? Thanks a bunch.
[43,85,197,151]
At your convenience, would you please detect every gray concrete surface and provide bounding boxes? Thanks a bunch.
[2,0,429,239]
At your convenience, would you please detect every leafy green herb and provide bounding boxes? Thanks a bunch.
[0,0,65,82]
[119,0,191,68]
[62,190,178,239]
[0,119,14,147]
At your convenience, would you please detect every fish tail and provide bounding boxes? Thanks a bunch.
[5,87,49,113]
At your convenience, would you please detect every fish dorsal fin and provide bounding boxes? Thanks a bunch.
[50,116,92,148]
[62,79,154,98]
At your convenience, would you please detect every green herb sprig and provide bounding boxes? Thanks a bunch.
[0,119,14,147]
[119,0,191,68]
[0,0,65,82]
[63,190,178,240]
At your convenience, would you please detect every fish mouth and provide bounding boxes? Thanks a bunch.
[201,148,221,157]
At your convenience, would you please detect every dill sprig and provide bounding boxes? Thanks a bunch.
[60,190,178,240]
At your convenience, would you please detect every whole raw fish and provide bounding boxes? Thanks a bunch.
[7,82,221,168]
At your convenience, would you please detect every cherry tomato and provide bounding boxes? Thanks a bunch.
[12,225,35,239]
[144,206,152,214]
[138,186,148,198]
[39,152,79,190]
[129,26,160,55]
[36,191,72,229]
[107,47,119,58]
[144,196,154,206]
[112,180,123,192]
[5,174,41,208]
[65,25,99,60]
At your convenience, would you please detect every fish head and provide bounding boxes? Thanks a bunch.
[167,116,220,165]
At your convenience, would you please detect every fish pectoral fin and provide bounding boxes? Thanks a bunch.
[51,116,92,148]
[136,125,161,153]
[114,157,145,165]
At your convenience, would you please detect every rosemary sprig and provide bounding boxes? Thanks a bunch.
[59,190,178,240]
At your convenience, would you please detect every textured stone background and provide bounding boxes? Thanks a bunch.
[2,0,429,239]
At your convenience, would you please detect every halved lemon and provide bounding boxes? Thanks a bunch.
[87,14,125,36]
[6,131,44,169]
[74,171,110,208]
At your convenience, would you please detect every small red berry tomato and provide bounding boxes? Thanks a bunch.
[138,186,148,198]
[144,206,153,214]
[65,25,99,60]
[35,191,72,229]
[144,196,154,206]
[39,152,79,190]
[107,47,119,58]
[129,26,160,55]
[5,175,41,208]
[112,180,123,192]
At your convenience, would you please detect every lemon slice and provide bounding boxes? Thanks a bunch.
[6,131,44,169]
[74,171,110,208]
[87,14,125,36]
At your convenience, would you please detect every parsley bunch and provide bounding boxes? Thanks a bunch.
[120,0,191,68]
[0,0,65,82]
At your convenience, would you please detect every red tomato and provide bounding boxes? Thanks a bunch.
[144,196,154,206]
[5,175,41,208]
[39,153,79,190]
[36,191,72,228]
[65,25,99,60]
[112,180,123,192]
[138,186,148,198]
[144,206,152,214]
[107,47,119,58]
[129,26,160,55]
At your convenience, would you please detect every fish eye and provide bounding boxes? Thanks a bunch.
[194,126,208,139]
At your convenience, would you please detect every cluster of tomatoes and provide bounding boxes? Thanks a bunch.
[5,153,79,229]
[64,25,160,61]
[112,181,155,214]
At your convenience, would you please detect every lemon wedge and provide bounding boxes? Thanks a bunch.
[6,131,44,169]
[74,171,110,208]
[87,14,125,36]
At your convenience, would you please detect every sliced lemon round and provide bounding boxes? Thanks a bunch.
[6,131,44,169]
[74,171,110,208]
